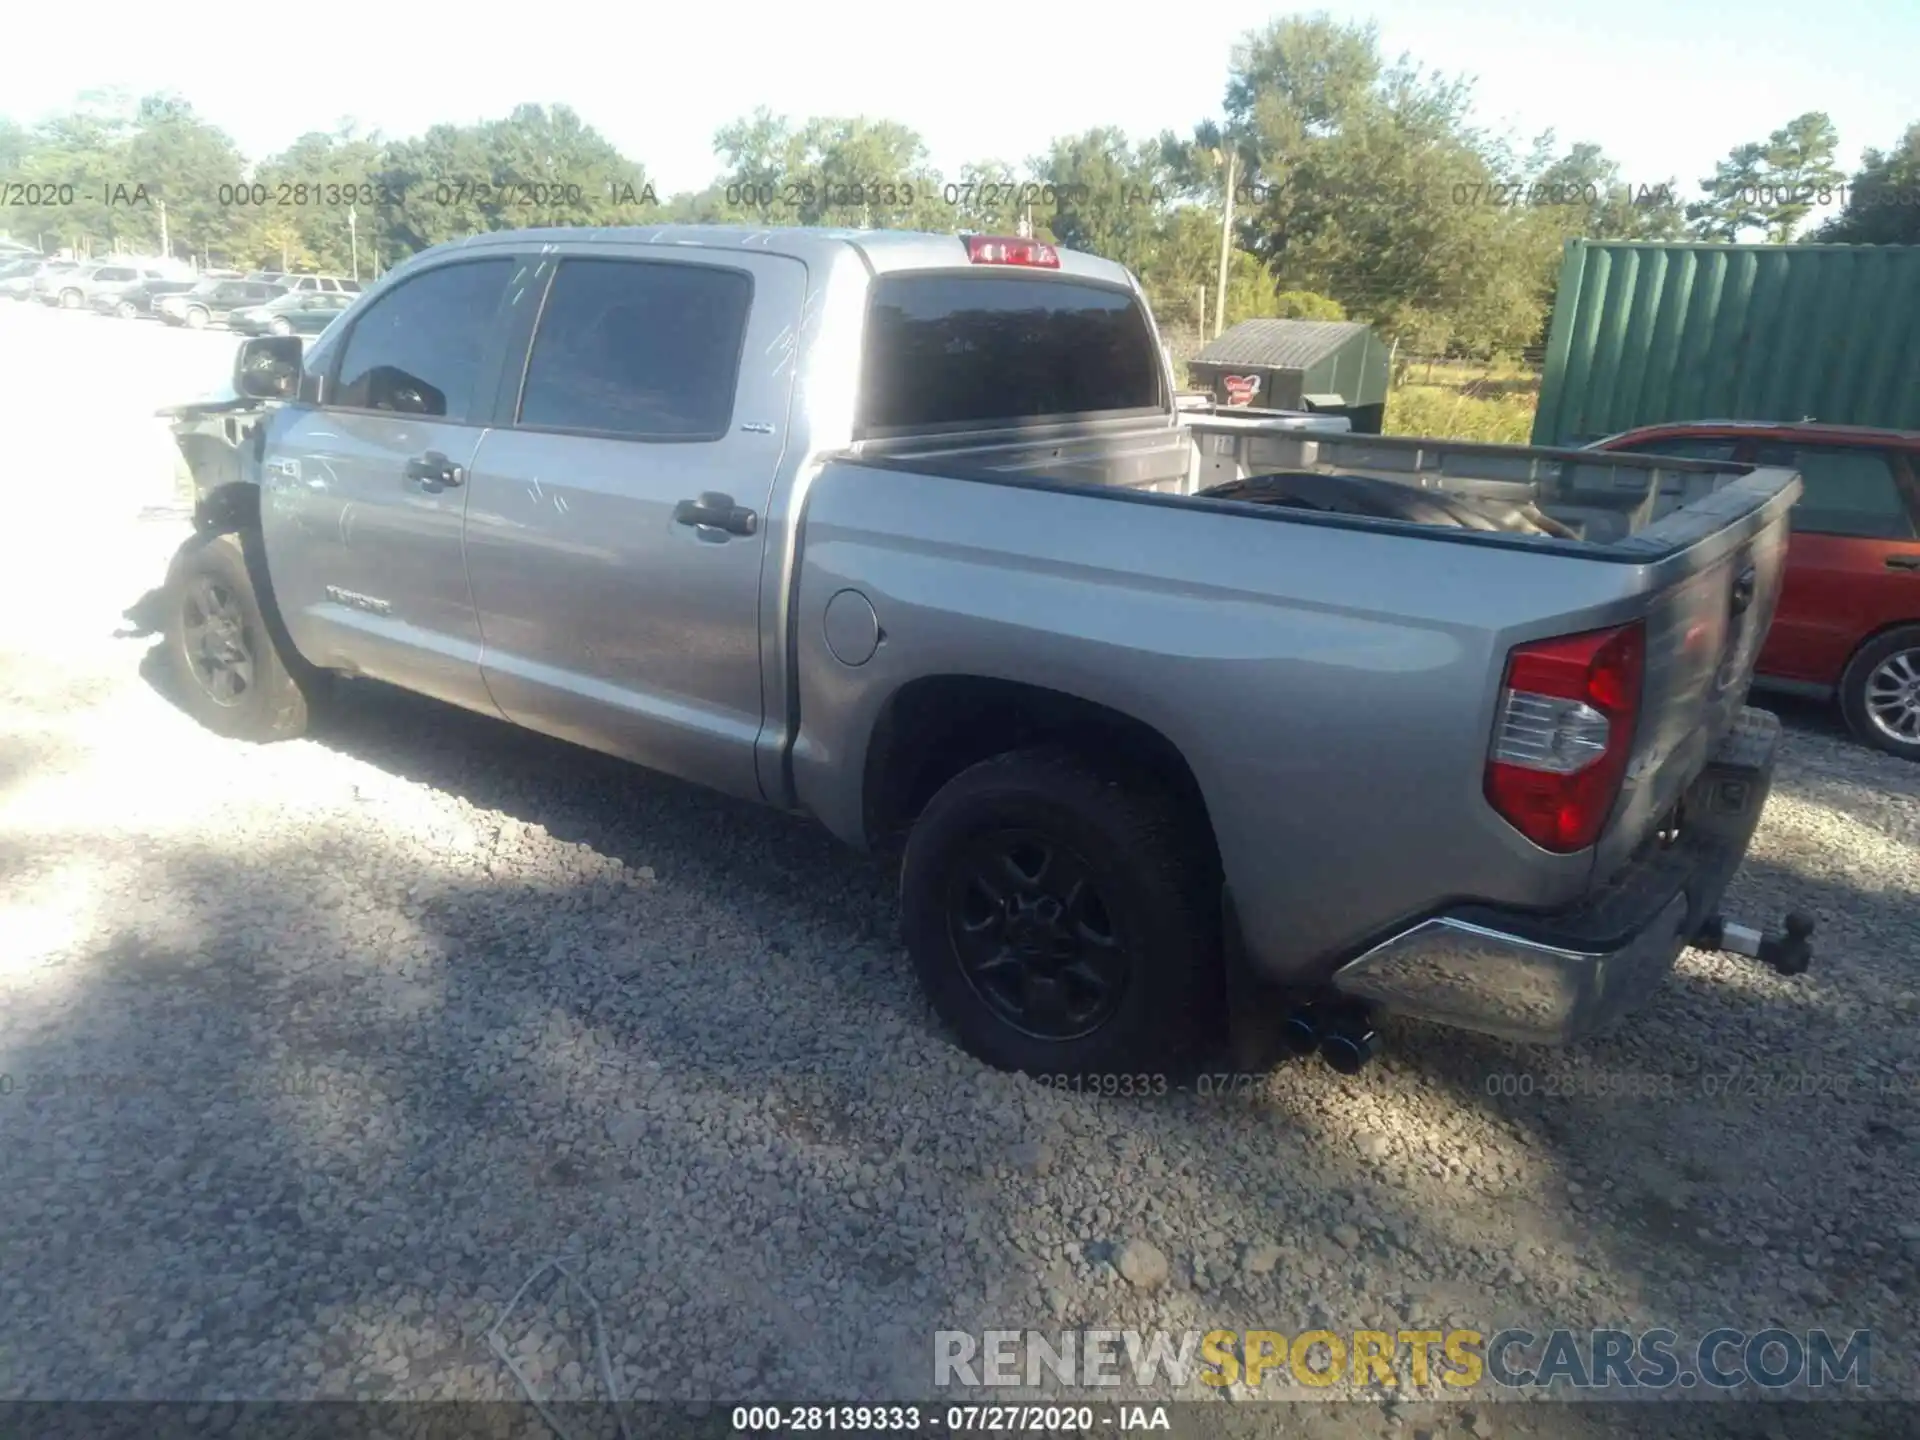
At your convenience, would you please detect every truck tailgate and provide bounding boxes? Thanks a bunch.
[1591,485,1794,881]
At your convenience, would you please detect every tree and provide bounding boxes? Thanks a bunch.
[1036,128,1166,274]
[119,94,248,261]
[1530,139,1686,242]
[710,110,947,230]
[375,105,655,261]
[1689,112,1844,242]
[1817,122,1920,244]
[1218,15,1555,357]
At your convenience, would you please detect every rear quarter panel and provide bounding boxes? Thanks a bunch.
[790,465,1663,983]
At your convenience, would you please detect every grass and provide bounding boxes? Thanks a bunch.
[1385,358,1542,444]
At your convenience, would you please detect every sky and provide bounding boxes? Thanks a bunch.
[7,0,1916,199]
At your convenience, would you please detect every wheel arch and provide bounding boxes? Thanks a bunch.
[859,673,1222,880]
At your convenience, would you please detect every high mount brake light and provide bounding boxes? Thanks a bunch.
[962,234,1061,268]
[1484,621,1646,853]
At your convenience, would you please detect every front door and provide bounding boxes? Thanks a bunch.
[259,254,524,714]
[461,249,806,801]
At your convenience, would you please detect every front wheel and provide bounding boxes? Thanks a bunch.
[116,300,137,319]
[59,289,82,309]
[163,531,318,742]
[899,747,1218,1077]
[1840,625,1920,761]
[184,306,209,329]
[268,317,293,336]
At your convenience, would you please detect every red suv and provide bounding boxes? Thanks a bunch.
[1593,422,1920,760]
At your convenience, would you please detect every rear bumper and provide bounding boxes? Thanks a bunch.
[1329,706,1781,1045]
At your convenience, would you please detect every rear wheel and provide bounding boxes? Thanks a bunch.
[1840,625,1920,761]
[899,747,1218,1077]
[163,531,319,743]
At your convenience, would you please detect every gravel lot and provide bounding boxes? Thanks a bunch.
[2,300,1917,1437]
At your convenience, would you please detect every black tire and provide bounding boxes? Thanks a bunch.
[1838,624,1920,761]
[899,746,1219,1077]
[162,530,318,742]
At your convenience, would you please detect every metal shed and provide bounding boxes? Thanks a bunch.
[1187,319,1391,433]
[1532,239,1920,445]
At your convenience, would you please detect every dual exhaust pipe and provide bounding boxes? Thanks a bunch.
[1281,1003,1378,1074]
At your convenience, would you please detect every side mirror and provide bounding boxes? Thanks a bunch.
[234,335,303,400]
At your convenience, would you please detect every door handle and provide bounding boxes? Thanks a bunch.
[673,492,759,539]
[404,451,465,488]
[1887,555,1920,571]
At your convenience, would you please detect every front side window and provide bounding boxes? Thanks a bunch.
[333,259,513,419]
[516,259,753,441]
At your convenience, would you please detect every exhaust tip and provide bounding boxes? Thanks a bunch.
[1320,1027,1378,1075]
[1280,1008,1321,1057]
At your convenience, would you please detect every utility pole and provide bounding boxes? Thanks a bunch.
[348,205,359,280]
[1213,147,1236,340]
[157,198,170,261]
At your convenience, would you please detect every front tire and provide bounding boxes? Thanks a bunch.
[59,288,82,309]
[1840,625,1920,761]
[899,747,1219,1077]
[184,306,209,329]
[163,531,317,743]
[117,300,137,319]
[268,317,293,336]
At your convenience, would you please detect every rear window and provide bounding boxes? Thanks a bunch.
[859,273,1163,435]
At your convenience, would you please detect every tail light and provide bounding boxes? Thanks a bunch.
[1484,621,1645,853]
[963,234,1060,268]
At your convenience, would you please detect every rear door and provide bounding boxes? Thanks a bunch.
[1741,440,1920,685]
[461,248,805,802]
[259,254,527,713]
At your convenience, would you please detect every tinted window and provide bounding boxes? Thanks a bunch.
[335,258,512,419]
[517,259,752,440]
[95,267,134,281]
[860,274,1163,433]
[1617,435,1742,461]
[1753,443,1917,539]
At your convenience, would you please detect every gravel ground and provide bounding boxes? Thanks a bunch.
[2,301,1917,1438]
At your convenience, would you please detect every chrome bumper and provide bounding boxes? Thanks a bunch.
[1331,707,1781,1046]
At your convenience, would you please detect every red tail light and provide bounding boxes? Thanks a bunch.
[963,234,1060,268]
[1484,622,1645,853]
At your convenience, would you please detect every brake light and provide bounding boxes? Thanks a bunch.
[963,234,1060,268]
[1484,621,1645,853]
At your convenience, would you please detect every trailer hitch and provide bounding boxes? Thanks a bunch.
[1692,911,1815,976]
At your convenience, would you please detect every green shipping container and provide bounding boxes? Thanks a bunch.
[1531,240,1920,446]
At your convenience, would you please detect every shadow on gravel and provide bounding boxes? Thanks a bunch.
[64,634,1910,1418]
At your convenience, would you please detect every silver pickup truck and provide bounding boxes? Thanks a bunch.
[160,224,1808,1079]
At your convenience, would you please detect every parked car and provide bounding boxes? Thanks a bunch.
[228,289,355,336]
[0,256,43,290]
[97,276,202,319]
[27,260,92,305]
[1595,421,1920,760]
[59,262,193,312]
[155,277,289,328]
[156,225,1801,1079]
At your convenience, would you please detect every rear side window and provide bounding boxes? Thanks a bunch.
[334,258,513,419]
[516,259,753,441]
[1753,444,1917,539]
[860,274,1163,434]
